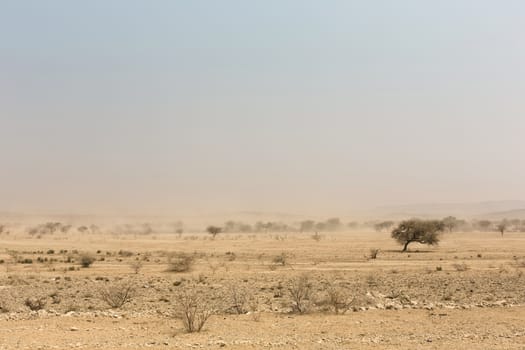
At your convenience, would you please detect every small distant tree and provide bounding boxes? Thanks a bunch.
[391,219,445,252]
[89,224,101,234]
[172,221,184,234]
[224,221,236,232]
[442,216,458,232]
[347,221,359,230]
[476,220,492,232]
[60,224,72,233]
[374,221,395,232]
[206,226,222,239]
[140,223,153,235]
[497,220,508,237]
[299,220,316,232]
[324,218,343,231]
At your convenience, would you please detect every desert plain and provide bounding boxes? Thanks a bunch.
[0,227,524,349]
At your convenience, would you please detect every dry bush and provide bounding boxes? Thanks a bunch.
[326,284,351,314]
[6,250,19,265]
[167,253,195,273]
[79,253,96,268]
[0,292,11,313]
[225,251,236,261]
[452,262,469,271]
[247,297,260,321]
[118,250,134,257]
[25,296,47,311]
[272,252,290,267]
[225,283,248,314]
[50,291,61,304]
[368,248,380,260]
[0,301,10,313]
[129,260,144,274]
[442,291,454,301]
[99,280,136,309]
[311,232,322,242]
[288,274,312,314]
[366,274,379,287]
[207,261,221,274]
[174,285,214,333]
[513,258,525,268]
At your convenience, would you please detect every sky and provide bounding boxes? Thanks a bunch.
[1,1,524,217]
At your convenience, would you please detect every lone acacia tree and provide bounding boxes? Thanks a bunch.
[391,219,445,252]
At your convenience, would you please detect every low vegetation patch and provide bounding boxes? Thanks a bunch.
[167,253,195,273]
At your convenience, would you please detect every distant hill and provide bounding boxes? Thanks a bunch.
[478,209,525,220]
[371,200,525,220]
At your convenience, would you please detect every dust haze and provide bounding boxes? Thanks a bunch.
[1,1,525,349]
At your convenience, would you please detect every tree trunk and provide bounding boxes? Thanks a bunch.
[402,241,410,252]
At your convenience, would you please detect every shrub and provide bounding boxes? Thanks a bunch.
[225,251,236,261]
[129,260,143,274]
[452,262,469,271]
[311,232,322,242]
[248,298,261,321]
[79,254,96,268]
[225,284,248,314]
[326,285,351,314]
[288,274,312,314]
[0,300,10,313]
[167,253,194,273]
[368,248,380,260]
[99,280,136,309]
[118,250,134,257]
[272,252,289,267]
[513,258,525,268]
[25,296,47,311]
[175,286,213,333]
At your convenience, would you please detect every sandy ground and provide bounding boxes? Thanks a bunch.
[0,307,524,349]
[0,230,524,349]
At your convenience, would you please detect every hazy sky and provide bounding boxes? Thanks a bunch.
[1,1,524,216]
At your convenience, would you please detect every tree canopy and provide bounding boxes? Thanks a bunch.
[391,219,445,252]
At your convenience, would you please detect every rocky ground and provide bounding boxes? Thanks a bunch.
[0,231,524,348]
[0,307,524,349]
